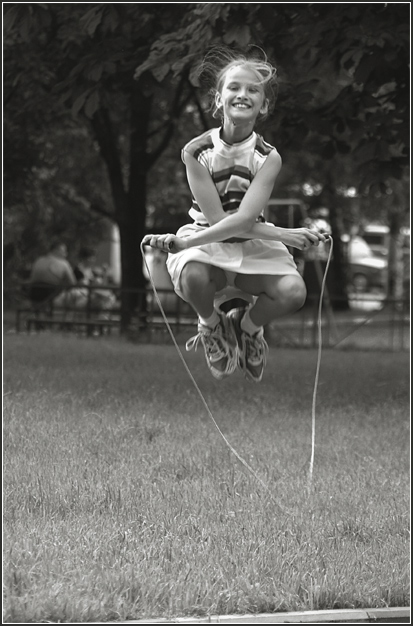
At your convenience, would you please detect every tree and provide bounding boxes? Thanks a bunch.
[139,2,409,300]
[271,3,410,300]
[3,110,113,282]
[4,3,409,312]
[138,3,409,189]
[4,3,196,327]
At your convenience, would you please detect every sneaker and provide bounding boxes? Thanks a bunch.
[185,311,238,380]
[227,308,269,383]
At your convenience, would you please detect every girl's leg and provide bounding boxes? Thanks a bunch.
[180,262,237,380]
[234,273,307,326]
[229,273,307,382]
[180,261,227,318]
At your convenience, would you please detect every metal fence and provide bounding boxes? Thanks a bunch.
[267,294,410,352]
[147,289,410,352]
[5,284,410,352]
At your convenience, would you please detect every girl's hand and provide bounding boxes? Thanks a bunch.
[281,228,328,250]
[141,234,187,254]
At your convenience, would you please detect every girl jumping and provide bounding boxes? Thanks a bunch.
[143,47,326,382]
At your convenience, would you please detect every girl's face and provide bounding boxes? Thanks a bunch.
[216,65,268,127]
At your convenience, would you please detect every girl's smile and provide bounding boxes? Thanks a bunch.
[217,66,267,121]
[216,65,268,142]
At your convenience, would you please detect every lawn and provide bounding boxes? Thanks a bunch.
[3,332,410,623]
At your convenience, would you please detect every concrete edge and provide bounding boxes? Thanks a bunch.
[365,607,411,621]
[115,607,410,624]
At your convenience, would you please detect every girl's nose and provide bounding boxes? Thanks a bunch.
[236,89,248,99]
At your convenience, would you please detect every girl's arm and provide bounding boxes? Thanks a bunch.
[232,221,328,249]
[179,151,327,249]
[142,150,327,250]
[182,149,282,244]
[182,149,227,226]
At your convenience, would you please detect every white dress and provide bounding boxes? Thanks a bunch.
[166,127,300,304]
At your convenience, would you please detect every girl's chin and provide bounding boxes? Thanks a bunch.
[226,111,255,125]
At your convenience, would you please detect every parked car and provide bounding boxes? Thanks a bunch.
[342,235,387,293]
[361,224,390,258]
[358,224,410,296]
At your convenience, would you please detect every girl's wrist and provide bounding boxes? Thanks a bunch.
[185,234,205,249]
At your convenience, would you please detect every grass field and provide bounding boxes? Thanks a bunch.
[3,332,410,623]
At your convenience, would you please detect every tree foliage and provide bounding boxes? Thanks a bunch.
[136,2,410,302]
[4,2,410,308]
[138,3,409,195]
[4,3,195,325]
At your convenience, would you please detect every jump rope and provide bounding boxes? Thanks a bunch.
[140,235,333,505]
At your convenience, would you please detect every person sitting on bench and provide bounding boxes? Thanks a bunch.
[28,240,76,304]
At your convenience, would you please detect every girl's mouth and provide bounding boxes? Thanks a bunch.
[232,102,250,109]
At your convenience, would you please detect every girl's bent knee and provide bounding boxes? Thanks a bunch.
[278,278,307,311]
[180,262,210,294]
[291,284,307,311]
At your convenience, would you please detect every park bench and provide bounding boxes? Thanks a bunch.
[16,282,120,335]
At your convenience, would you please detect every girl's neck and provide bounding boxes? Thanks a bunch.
[220,119,255,145]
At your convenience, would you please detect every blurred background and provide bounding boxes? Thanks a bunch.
[3,3,410,329]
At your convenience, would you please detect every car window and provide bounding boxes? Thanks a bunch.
[363,234,383,246]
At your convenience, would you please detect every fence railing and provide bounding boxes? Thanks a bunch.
[5,283,410,351]
[268,293,409,352]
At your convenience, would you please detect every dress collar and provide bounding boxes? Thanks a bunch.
[215,127,256,149]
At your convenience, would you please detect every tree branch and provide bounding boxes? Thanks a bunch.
[146,71,192,169]
[189,83,211,131]
[89,107,128,222]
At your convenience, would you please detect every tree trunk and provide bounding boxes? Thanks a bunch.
[91,91,154,332]
[91,80,190,332]
[387,210,404,300]
[118,215,147,332]
[319,180,349,310]
[90,108,134,330]
[328,203,350,310]
[119,86,154,331]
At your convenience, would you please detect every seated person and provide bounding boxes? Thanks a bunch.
[72,249,117,311]
[29,241,76,304]
[73,247,97,285]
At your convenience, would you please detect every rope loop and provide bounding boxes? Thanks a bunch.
[141,237,333,504]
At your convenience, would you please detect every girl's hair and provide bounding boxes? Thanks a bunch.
[196,45,278,121]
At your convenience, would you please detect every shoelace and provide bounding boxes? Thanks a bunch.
[186,324,230,362]
[244,332,268,366]
[141,237,333,499]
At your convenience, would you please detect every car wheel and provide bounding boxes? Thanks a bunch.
[352,273,369,292]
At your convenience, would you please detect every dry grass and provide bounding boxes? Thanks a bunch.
[3,333,410,623]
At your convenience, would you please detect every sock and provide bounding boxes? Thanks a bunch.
[240,308,262,336]
[199,309,220,329]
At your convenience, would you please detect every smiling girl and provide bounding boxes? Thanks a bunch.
[143,47,326,382]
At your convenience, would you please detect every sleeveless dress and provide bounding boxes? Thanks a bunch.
[166,127,300,305]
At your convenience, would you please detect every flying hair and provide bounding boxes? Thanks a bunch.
[195,45,279,122]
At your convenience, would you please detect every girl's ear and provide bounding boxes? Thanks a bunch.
[260,99,269,115]
[215,92,223,110]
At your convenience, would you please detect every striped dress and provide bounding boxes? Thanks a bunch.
[166,127,299,304]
